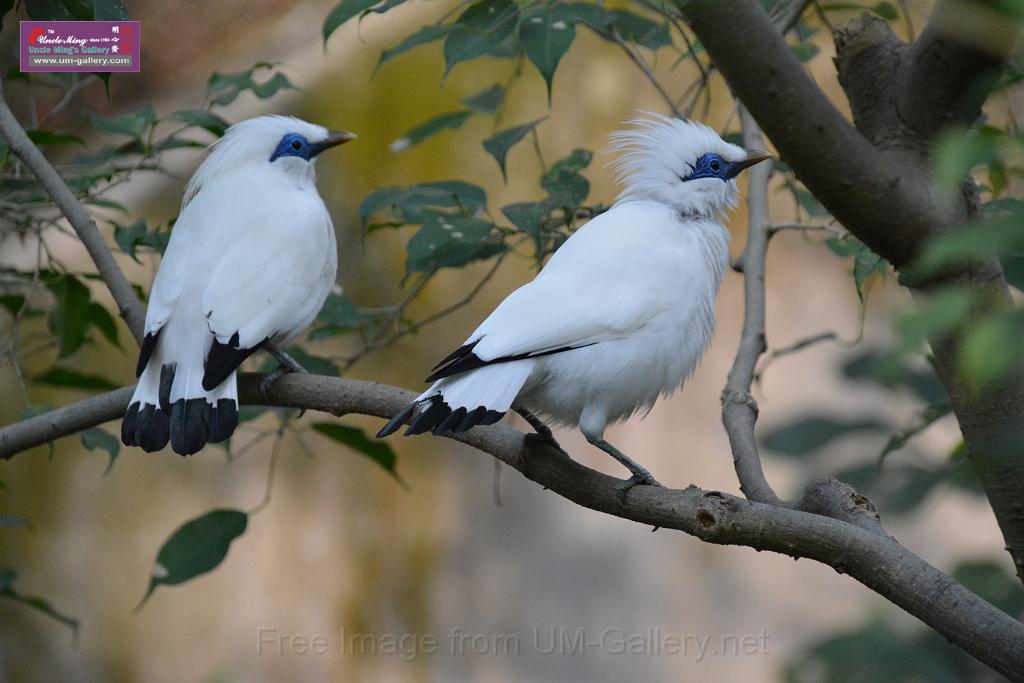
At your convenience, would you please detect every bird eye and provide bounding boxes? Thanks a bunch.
[290,138,303,151]
[709,158,721,172]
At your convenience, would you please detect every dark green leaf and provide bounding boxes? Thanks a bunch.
[852,245,885,300]
[45,274,91,357]
[0,568,79,645]
[762,415,889,457]
[0,0,15,29]
[609,9,671,51]
[541,148,592,212]
[114,219,169,261]
[482,118,545,180]
[502,200,549,244]
[559,2,615,29]
[312,422,406,486]
[359,181,488,226]
[790,42,820,62]
[444,0,520,76]
[390,110,473,152]
[378,24,452,69]
[87,302,119,347]
[911,217,1024,279]
[26,130,84,147]
[88,105,155,141]
[312,292,364,339]
[405,215,502,274]
[35,367,119,390]
[462,84,505,113]
[93,0,129,19]
[81,427,120,475]
[25,0,75,19]
[138,509,248,609]
[167,110,230,137]
[207,64,295,107]
[520,5,576,100]
[877,403,952,462]
[0,295,25,316]
[959,311,1024,389]
[323,0,382,42]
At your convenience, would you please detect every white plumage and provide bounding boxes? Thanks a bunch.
[122,115,354,456]
[379,114,769,488]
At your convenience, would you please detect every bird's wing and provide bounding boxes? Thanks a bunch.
[428,207,674,381]
[199,187,335,388]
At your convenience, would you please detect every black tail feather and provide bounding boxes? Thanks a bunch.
[377,402,416,438]
[377,395,507,439]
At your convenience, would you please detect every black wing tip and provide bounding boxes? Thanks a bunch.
[135,331,161,377]
[202,332,261,391]
[378,397,506,438]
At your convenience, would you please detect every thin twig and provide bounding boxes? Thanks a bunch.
[0,78,145,342]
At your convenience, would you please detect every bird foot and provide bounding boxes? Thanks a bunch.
[615,471,663,504]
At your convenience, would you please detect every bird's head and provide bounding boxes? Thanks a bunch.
[183,115,356,205]
[609,114,771,218]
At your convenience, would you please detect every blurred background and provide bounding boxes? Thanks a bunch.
[0,0,1020,681]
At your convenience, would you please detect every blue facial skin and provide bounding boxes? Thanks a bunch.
[270,133,334,162]
[681,153,747,182]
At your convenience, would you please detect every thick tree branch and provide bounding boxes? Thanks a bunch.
[0,78,145,342]
[677,0,945,267]
[679,0,1024,588]
[1,374,1022,678]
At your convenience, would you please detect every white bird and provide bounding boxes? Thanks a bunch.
[122,115,355,456]
[378,115,769,490]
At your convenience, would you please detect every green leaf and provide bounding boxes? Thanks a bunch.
[520,5,576,100]
[114,218,170,261]
[81,427,120,475]
[911,217,1024,280]
[207,64,295,107]
[93,0,129,19]
[502,200,549,245]
[959,312,1024,389]
[88,105,155,140]
[359,181,488,226]
[25,0,75,19]
[312,422,406,486]
[0,295,25,316]
[609,9,671,51]
[378,24,452,69]
[482,118,545,180]
[405,215,502,275]
[790,41,820,62]
[26,130,85,147]
[852,245,885,300]
[933,126,1004,200]
[390,110,473,152]
[323,0,382,43]
[762,415,889,457]
[87,302,119,348]
[443,0,521,76]
[45,274,91,358]
[872,1,899,20]
[0,567,79,646]
[312,292,364,339]
[138,509,248,609]
[559,2,615,29]
[35,367,119,390]
[166,110,230,137]
[541,148,592,212]
[462,84,505,113]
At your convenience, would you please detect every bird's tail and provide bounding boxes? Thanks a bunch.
[377,361,534,437]
[122,331,239,456]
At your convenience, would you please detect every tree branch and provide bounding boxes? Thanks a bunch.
[721,107,782,506]
[0,78,145,342]
[676,0,944,267]
[1,373,1022,678]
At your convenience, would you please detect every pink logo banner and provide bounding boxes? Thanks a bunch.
[20,21,140,73]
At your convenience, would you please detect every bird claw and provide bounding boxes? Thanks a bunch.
[615,471,663,503]
[524,431,569,458]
